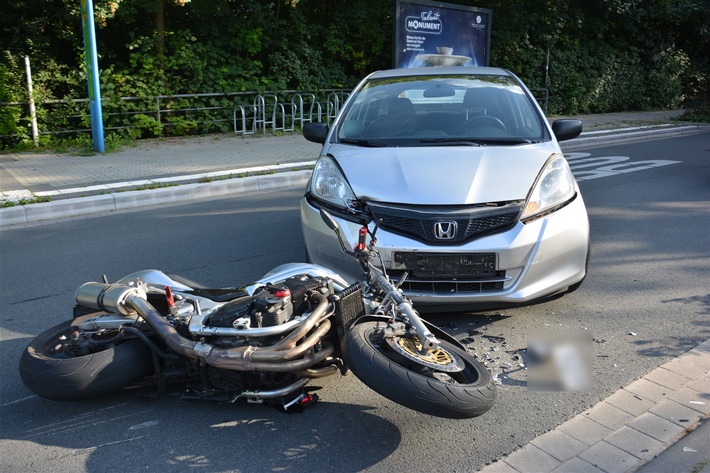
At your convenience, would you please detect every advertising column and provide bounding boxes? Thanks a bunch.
[394,0,492,69]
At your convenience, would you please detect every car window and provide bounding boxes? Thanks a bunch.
[336,74,547,146]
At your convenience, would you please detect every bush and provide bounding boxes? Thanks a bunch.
[131,114,162,138]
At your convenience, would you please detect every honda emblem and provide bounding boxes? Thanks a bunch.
[434,221,457,240]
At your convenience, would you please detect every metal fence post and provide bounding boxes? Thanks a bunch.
[24,56,39,147]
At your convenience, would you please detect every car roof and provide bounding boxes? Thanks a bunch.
[367,67,511,80]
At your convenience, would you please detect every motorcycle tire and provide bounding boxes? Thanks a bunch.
[343,321,496,419]
[19,320,153,401]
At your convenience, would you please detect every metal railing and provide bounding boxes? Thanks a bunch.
[1,89,350,142]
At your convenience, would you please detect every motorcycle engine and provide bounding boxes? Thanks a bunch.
[205,275,333,329]
[253,285,293,327]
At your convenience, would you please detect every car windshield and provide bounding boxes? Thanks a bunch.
[336,74,547,146]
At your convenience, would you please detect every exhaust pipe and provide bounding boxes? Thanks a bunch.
[75,282,335,375]
[239,378,310,399]
[75,282,146,316]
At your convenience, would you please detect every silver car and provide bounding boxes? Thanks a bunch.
[300,67,589,309]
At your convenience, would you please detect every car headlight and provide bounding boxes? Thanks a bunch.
[309,156,357,209]
[522,154,576,221]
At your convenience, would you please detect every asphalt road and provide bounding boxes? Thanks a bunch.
[0,134,708,472]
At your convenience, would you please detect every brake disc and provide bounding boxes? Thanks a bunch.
[385,336,465,372]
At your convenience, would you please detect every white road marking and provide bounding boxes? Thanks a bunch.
[566,152,681,181]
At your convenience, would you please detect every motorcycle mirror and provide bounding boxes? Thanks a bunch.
[371,218,383,241]
[319,209,349,254]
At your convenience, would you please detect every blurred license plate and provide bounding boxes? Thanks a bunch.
[393,253,496,277]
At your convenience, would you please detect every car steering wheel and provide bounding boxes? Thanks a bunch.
[464,115,508,132]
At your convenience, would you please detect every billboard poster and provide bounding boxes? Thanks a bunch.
[394,0,492,69]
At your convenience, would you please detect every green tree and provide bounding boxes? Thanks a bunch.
[2,0,708,147]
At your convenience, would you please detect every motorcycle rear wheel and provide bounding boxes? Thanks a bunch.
[343,321,496,419]
[19,320,153,401]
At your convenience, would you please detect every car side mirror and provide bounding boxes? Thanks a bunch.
[551,119,583,142]
[303,123,329,144]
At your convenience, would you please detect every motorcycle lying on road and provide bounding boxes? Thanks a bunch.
[19,210,496,419]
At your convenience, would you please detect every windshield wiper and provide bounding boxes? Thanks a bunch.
[418,138,482,146]
[339,138,392,147]
[472,138,539,145]
[420,137,539,146]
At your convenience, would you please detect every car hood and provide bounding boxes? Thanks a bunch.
[328,142,560,205]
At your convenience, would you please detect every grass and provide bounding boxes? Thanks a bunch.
[132,182,179,191]
[691,460,709,473]
[1,196,52,208]
[1,130,135,155]
[199,169,278,181]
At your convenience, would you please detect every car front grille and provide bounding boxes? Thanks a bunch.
[368,202,522,244]
[390,270,507,294]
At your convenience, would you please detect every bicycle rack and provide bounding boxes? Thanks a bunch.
[253,94,276,135]
[326,91,349,124]
[291,93,316,129]
[275,101,296,133]
[230,90,350,135]
[310,101,324,123]
[233,104,257,135]
[326,92,339,124]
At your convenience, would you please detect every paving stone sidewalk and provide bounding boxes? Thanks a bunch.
[0,133,323,203]
[478,339,710,473]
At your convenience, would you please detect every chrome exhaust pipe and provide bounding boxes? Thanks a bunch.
[264,293,329,352]
[297,365,340,378]
[75,282,147,316]
[126,295,202,358]
[202,342,335,372]
[126,291,333,373]
[239,378,310,399]
[76,282,336,374]
[126,294,334,371]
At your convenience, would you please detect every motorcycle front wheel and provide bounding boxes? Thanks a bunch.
[19,320,153,401]
[342,321,496,419]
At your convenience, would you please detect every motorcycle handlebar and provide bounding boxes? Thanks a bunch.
[319,209,440,350]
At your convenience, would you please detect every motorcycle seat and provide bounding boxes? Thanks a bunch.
[168,274,250,302]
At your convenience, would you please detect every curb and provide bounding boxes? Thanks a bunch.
[28,161,316,201]
[0,170,311,227]
[561,125,708,151]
